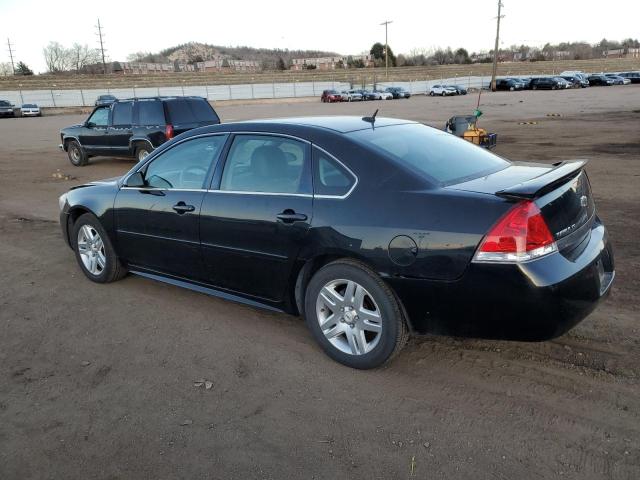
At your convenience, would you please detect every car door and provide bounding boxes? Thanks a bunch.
[114,134,228,280]
[108,100,134,155]
[199,133,313,302]
[79,106,111,155]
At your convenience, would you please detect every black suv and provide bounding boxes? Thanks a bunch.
[529,77,561,90]
[60,96,221,166]
[0,100,15,118]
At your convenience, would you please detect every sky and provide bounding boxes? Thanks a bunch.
[1,0,639,73]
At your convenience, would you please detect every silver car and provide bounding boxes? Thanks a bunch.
[20,103,41,117]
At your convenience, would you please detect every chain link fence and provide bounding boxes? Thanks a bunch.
[0,76,498,108]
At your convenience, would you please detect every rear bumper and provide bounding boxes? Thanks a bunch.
[390,219,614,341]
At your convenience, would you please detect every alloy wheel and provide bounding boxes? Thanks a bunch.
[316,279,382,355]
[77,224,106,276]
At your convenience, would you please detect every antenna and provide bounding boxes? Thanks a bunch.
[362,109,379,125]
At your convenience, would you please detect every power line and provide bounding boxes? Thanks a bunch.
[7,38,16,74]
[380,20,393,79]
[490,1,505,91]
[96,18,107,74]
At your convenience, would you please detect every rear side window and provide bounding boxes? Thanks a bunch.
[348,123,509,185]
[112,101,133,126]
[165,99,219,124]
[220,135,310,194]
[313,148,355,197]
[137,100,165,125]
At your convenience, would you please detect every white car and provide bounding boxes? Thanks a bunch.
[429,85,457,96]
[370,90,393,100]
[20,104,41,117]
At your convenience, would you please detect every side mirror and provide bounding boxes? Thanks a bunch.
[125,171,145,188]
[86,121,95,128]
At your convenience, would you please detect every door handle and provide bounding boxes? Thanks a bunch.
[172,202,195,214]
[276,210,308,223]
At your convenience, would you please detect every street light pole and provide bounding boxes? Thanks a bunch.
[490,1,504,91]
[380,20,393,79]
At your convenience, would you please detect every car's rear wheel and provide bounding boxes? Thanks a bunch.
[429,91,434,96]
[533,85,538,90]
[135,145,151,162]
[67,140,88,166]
[72,213,127,283]
[304,259,408,369]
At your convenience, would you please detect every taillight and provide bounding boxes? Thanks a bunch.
[473,200,557,263]
[165,124,174,141]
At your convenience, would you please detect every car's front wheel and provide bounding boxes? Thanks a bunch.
[72,213,127,283]
[67,140,88,166]
[304,259,408,369]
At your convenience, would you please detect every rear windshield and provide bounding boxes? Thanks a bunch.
[165,99,219,124]
[22,104,37,108]
[0,101,10,106]
[348,123,509,185]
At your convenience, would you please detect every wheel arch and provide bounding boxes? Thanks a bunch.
[129,138,154,155]
[291,252,414,332]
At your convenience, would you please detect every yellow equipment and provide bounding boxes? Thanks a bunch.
[445,115,497,149]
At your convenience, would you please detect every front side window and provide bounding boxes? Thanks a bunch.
[87,107,109,127]
[142,135,227,189]
[112,101,133,126]
[313,148,355,197]
[220,135,310,194]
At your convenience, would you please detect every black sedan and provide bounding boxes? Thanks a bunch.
[588,75,614,86]
[529,77,562,90]
[58,117,614,369]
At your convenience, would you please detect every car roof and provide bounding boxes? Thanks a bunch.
[233,116,416,133]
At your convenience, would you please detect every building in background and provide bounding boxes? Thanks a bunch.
[290,55,373,70]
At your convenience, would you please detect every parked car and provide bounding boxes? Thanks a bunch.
[529,77,562,90]
[95,94,117,107]
[495,79,524,91]
[429,85,457,96]
[385,87,411,99]
[445,85,468,95]
[618,71,640,84]
[372,90,393,100]
[510,77,532,89]
[561,75,589,88]
[346,90,364,101]
[321,90,342,103]
[588,75,614,86]
[0,100,15,117]
[58,116,614,369]
[340,91,352,102]
[20,103,41,117]
[59,96,221,166]
[351,89,372,100]
[552,77,572,89]
[604,74,630,85]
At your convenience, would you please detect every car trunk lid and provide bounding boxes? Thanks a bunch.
[448,160,595,255]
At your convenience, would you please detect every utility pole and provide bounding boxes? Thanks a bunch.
[380,20,393,79]
[7,38,16,74]
[490,1,504,91]
[96,18,107,74]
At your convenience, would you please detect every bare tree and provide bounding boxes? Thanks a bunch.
[69,43,100,72]
[0,62,13,76]
[43,41,71,72]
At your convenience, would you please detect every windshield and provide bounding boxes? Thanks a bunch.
[348,123,510,186]
[22,104,37,108]
[0,101,10,106]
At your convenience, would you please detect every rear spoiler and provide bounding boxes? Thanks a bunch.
[495,160,588,200]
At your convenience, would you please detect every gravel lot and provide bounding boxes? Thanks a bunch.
[1,86,639,479]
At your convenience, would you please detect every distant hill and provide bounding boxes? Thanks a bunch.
[128,42,341,69]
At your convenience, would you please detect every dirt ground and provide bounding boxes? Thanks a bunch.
[0,87,639,480]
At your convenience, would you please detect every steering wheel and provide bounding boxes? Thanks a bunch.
[179,165,208,188]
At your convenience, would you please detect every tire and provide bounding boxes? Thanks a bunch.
[135,145,151,162]
[533,85,538,90]
[304,259,409,369]
[429,91,434,96]
[441,91,446,96]
[510,86,515,91]
[72,213,127,283]
[67,140,88,166]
